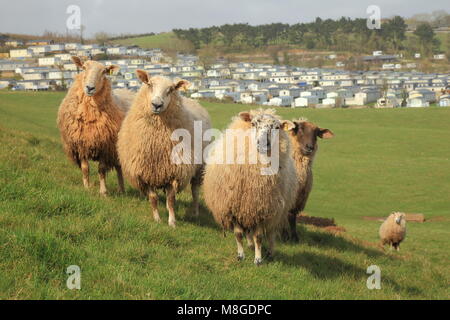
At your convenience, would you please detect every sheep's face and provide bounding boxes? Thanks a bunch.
[136,71,189,115]
[291,119,334,156]
[72,56,118,97]
[393,212,406,225]
[239,110,294,155]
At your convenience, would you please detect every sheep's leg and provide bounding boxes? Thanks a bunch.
[166,185,176,228]
[148,189,161,223]
[246,233,254,249]
[190,177,200,218]
[115,165,125,193]
[393,243,400,251]
[253,228,264,266]
[266,231,275,261]
[234,225,245,261]
[81,159,89,189]
[288,211,299,243]
[98,162,108,196]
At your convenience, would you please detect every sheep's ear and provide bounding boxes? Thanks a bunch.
[105,64,120,75]
[239,111,251,122]
[174,79,190,91]
[318,128,334,139]
[281,120,295,132]
[72,56,84,69]
[136,69,149,84]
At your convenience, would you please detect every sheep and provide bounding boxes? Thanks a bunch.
[203,109,299,265]
[379,212,407,251]
[117,71,211,228]
[57,56,134,196]
[284,118,334,242]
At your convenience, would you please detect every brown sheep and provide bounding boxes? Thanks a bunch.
[117,71,211,228]
[379,212,407,251]
[203,109,298,265]
[285,118,334,242]
[57,56,133,196]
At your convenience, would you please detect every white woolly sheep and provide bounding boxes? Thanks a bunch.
[379,212,407,251]
[203,109,299,265]
[57,56,134,196]
[117,71,211,227]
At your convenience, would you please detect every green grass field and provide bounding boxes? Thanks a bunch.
[112,32,190,52]
[0,91,449,299]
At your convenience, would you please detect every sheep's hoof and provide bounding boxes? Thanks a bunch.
[237,253,245,261]
[100,191,107,197]
[265,253,274,262]
[168,220,176,228]
[254,258,263,266]
[154,217,162,223]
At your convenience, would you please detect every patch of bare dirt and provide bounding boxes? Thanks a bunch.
[296,213,345,234]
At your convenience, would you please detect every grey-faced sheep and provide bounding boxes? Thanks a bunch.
[203,109,298,265]
[379,212,406,251]
[284,118,334,242]
[57,56,134,196]
[117,71,211,228]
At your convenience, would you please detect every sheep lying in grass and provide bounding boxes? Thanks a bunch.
[117,71,211,227]
[203,109,298,265]
[284,118,334,242]
[57,56,134,196]
[379,212,406,251]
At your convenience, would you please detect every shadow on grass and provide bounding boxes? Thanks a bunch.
[287,225,384,258]
[276,250,422,296]
[116,187,220,230]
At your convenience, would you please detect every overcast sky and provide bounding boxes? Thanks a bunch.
[0,0,448,37]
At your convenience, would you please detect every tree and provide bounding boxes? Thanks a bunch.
[268,46,280,65]
[79,25,86,44]
[198,45,218,68]
[94,32,109,46]
[55,63,67,91]
[414,23,435,42]
[382,16,407,51]
[283,51,290,65]
[446,34,450,62]
[414,23,436,55]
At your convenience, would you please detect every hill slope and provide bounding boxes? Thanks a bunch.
[0,91,449,299]
[112,32,192,53]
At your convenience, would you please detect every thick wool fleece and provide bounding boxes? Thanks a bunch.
[203,111,299,234]
[57,73,125,169]
[379,212,407,246]
[117,85,211,194]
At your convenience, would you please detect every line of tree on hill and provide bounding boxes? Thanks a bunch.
[173,15,448,57]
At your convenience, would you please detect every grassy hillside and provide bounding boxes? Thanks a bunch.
[0,91,449,299]
[112,32,192,53]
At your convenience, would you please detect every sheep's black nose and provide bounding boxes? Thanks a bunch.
[86,85,95,92]
[152,102,163,112]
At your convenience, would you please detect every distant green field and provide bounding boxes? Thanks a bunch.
[0,91,449,299]
[112,32,188,51]
[435,33,450,52]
